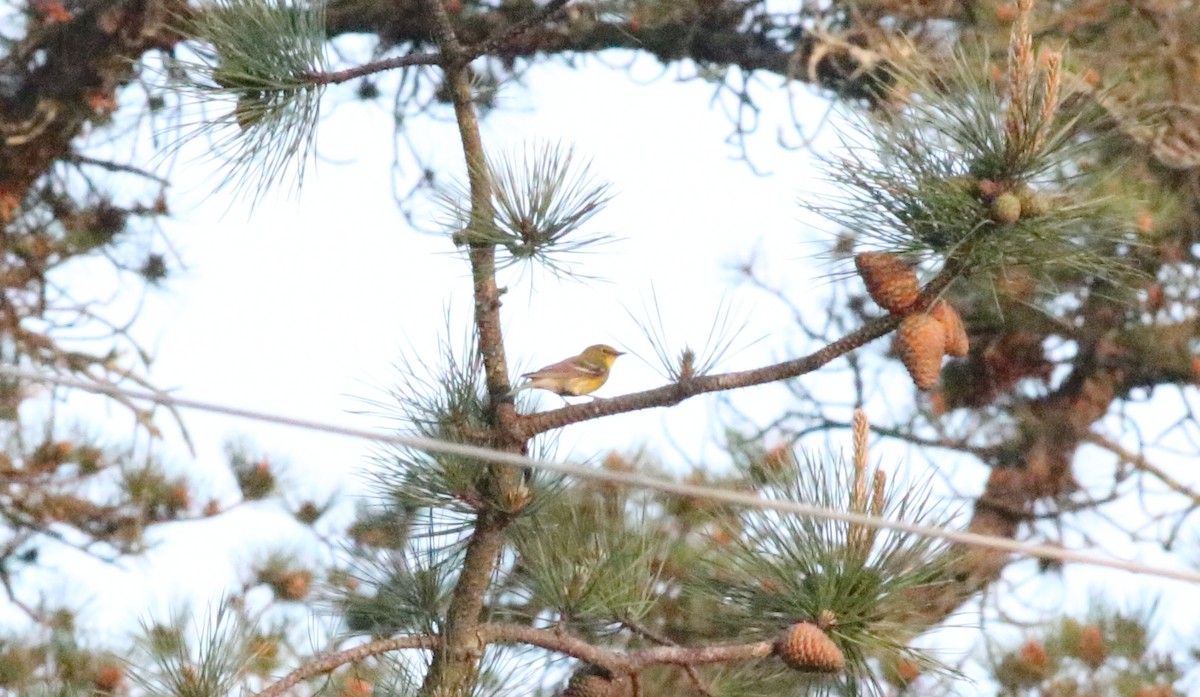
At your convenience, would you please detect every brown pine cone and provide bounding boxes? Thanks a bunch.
[896,313,946,391]
[776,622,846,673]
[1076,624,1107,670]
[855,252,920,314]
[930,300,969,357]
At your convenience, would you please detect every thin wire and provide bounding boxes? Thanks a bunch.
[4,364,1199,585]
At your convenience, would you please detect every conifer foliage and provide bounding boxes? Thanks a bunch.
[0,0,1198,695]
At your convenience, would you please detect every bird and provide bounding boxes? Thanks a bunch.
[510,344,625,398]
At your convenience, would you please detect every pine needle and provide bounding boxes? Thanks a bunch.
[159,0,327,205]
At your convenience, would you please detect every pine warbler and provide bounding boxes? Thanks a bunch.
[511,344,624,397]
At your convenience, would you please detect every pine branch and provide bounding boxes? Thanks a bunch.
[304,0,571,86]
[304,0,566,85]
[484,623,628,672]
[66,153,172,185]
[253,623,773,697]
[417,0,525,694]
[429,16,516,416]
[620,618,714,695]
[512,266,960,439]
[626,641,775,669]
[253,635,441,697]
[303,53,443,85]
[321,2,831,89]
[168,0,328,203]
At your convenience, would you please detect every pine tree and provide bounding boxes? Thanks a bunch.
[0,0,1197,695]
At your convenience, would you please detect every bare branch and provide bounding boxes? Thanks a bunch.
[304,53,443,85]
[67,153,171,185]
[1086,431,1200,506]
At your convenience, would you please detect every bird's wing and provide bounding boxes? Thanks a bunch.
[522,356,604,379]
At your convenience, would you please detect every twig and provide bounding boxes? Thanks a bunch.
[817,417,1000,460]
[9,324,193,453]
[1086,431,1200,506]
[67,154,171,185]
[0,538,45,623]
[303,53,442,85]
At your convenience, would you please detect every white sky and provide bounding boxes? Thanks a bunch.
[12,46,1199,690]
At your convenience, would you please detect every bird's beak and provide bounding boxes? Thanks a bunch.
[615,350,626,356]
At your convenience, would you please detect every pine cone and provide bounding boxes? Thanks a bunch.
[1076,624,1107,670]
[930,300,969,357]
[854,252,920,314]
[990,192,1022,225]
[896,314,946,391]
[1016,186,1049,218]
[1017,638,1050,678]
[776,622,846,673]
[892,659,921,686]
[92,662,125,693]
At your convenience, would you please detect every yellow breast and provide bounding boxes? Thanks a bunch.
[530,373,609,396]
